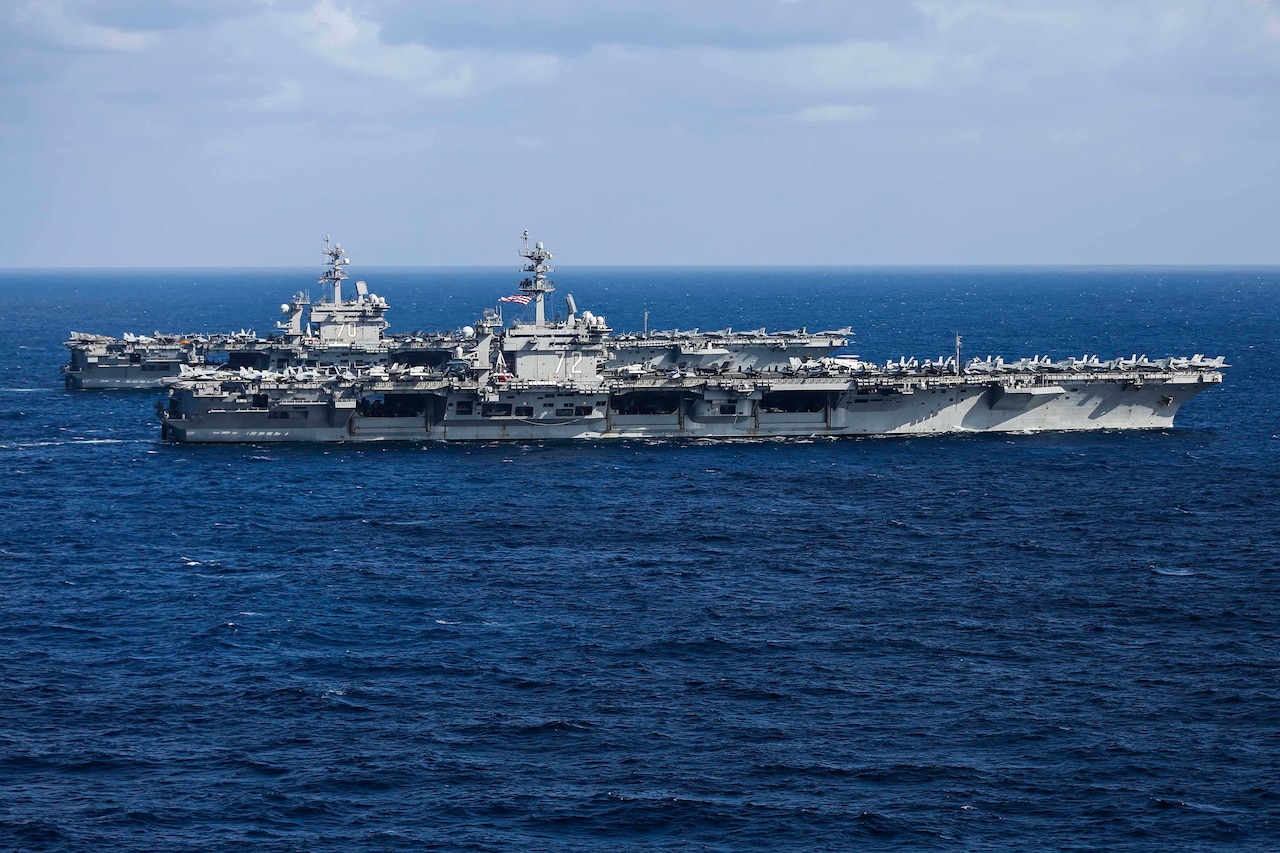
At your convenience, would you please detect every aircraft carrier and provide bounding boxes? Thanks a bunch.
[156,234,1226,443]
[62,238,460,389]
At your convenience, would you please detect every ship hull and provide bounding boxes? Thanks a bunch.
[65,342,457,389]
[66,367,182,390]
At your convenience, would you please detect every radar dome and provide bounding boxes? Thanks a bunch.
[280,303,291,314]
[462,325,476,339]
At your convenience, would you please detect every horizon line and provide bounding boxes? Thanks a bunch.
[3,262,1280,273]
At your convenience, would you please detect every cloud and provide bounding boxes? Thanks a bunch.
[4,0,1280,267]
[793,104,875,123]
[14,0,159,52]
[283,0,474,95]
[267,0,556,96]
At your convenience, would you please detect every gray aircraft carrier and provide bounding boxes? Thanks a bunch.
[156,234,1225,443]
[63,238,458,389]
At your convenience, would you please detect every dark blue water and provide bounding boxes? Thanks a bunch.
[1,267,1278,851]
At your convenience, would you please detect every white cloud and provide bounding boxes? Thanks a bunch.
[793,104,874,123]
[268,0,557,96]
[14,0,159,52]
[285,0,473,95]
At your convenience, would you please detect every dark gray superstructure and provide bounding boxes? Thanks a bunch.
[158,234,1226,443]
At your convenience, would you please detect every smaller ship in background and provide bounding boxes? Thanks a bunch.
[62,237,457,389]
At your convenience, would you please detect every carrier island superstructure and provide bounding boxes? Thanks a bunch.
[157,234,1225,443]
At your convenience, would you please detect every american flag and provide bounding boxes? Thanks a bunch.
[499,294,532,305]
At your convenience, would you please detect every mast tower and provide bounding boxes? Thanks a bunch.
[518,230,555,326]
[319,235,350,304]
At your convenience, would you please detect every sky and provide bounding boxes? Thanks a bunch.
[4,0,1280,266]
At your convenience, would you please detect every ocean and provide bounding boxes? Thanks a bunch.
[1,266,1277,851]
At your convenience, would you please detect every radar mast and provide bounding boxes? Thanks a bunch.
[319,235,350,304]
[518,230,555,326]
